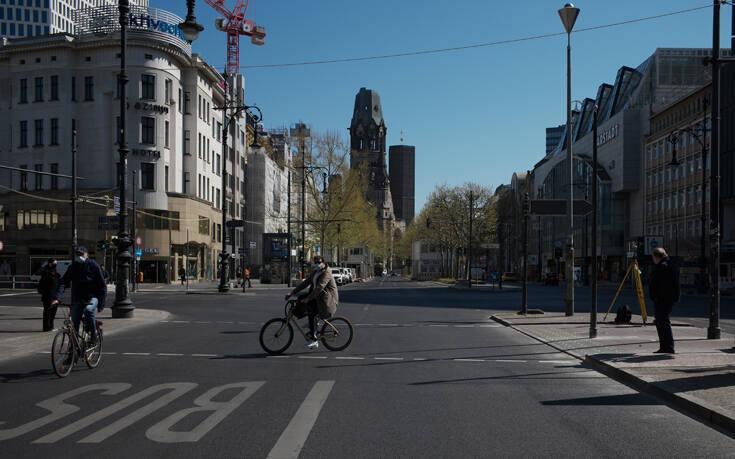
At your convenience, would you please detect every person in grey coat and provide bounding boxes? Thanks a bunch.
[286,255,338,349]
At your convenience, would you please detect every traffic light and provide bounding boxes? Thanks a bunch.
[98,240,108,250]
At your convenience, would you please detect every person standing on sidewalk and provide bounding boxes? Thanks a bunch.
[38,258,60,331]
[244,267,251,288]
[649,247,679,354]
[179,266,185,285]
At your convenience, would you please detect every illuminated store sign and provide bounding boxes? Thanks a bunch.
[128,13,185,39]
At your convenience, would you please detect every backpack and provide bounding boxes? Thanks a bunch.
[614,304,632,324]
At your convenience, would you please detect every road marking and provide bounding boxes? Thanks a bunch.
[298,356,327,359]
[0,292,35,297]
[539,360,578,364]
[453,358,486,362]
[123,352,150,356]
[191,354,217,357]
[493,360,527,363]
[453,325,475,328]
[413,358,428,361]
[160,320,170,323]
[374,357,403,361]
[335,356,364,360]
[147,382,265,443]
[172,321,190,324]
[35,383,197,444]
[268,355,290,358]
[217,321,234,324]
[39,351,51,354]
[478,324,502,328]
[194,321,210,324]
[429,324,448,327]
[0,384,131,441]
[266,381,335,459]
[156,353,184,357]
[379,323,399,327]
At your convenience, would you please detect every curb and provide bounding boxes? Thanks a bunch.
[490,315,735,435]
[583,355,735,435]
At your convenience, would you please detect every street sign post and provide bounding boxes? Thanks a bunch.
[530,199,593,216]
[135,249,142,260]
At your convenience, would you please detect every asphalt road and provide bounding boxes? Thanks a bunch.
[0,278,733,458]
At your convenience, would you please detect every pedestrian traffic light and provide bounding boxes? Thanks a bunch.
[98,240,108,250]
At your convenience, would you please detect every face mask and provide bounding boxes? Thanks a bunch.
[75,256,85,264]
[314,263,323,271]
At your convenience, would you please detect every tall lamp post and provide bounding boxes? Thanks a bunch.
[708,0,721,340]
[558,3,579,317]
[590,105,599,338]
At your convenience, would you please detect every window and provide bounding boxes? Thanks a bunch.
[674,167,679,180]
[34,164,42,190]
[184,130,191,155]
[216,189,220,208]
[681,163,686,178]
[198,95,202,119]
[673,193,678,209]
[19,78,27,103]
[178,88,182,112]
[140,163,155,190]
[19,165,28,191]
[164,120,169,148]
[16,209,58,230]
[141,116,155,144]
[50,75,58,100]
[50,163,58,189]
[83,76,93,100]
[216,122,222,142]
[34,119,43,145]
[184,92,191,114]
[71,76,76,101]
[34,76,43,101]
[198,133,202,158]
[164,165,169,192]
[217,223,221,242]
[136,210,180,231]
[198,216,210,235]
[164,79,171,103]
[19,120,28,147]
[50,118,58,145]
[141,74,155,100]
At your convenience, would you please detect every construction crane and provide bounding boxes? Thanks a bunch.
[203,0,266,76]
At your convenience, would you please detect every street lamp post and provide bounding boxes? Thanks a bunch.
[590,105,599,338]
[708,0,721,340]
[559,3,579,317]
[113,0,133,318]
[521,192,529,315]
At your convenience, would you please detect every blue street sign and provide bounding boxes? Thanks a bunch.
[114,196,120,214]
[135,249,142,258]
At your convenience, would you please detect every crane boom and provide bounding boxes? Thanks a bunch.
[202,0,265,76]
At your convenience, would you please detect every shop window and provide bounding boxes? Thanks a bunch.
[16,209,58,229]
[199,216,210,235]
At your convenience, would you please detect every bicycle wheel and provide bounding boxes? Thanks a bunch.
[84,324,103,368]
[320,317,354,351]
[51,330,75,377]
[259,318,294,355]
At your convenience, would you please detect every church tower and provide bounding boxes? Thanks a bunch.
[349,87,396,231]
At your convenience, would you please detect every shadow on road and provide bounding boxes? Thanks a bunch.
[541,393,661,406]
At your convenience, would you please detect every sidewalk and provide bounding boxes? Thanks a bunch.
[490,311,735,434]
[0,305,170,364]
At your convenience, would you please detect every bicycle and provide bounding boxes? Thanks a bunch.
[51,303,103,377]
[259,298,354,355]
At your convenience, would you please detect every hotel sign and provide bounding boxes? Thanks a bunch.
[597,124,619,147]
[128,13,186,40]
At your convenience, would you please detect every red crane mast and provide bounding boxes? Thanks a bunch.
[202,0,266,76]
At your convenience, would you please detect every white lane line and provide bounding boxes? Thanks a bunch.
[193,321,210,324]
[267,381,335,459]
[191,353,217,357]
[453,325,475,328]
[539,360,579,364]
[353,324,370,326]
[298,356,327,359]
[156,353,184,357]
[412,358,428,361]
[335,356,364,360]
[217,321,235,324]
[478,324,502,328]
[172,320,190,324]
[374,357,403,361]
[0,291,35,297]
[106,352,117,355]
[429,324,448,327]
[453,358,486,362]
[268,355,290,359]
[492,359,527,363]
[160,320,170,323]
[39,351,51,354]
[378,324,399,327]
[122,352,151,356]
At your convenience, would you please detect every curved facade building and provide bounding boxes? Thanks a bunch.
[0,6,248,281]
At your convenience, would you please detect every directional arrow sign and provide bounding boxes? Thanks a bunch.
[530,199,593,216]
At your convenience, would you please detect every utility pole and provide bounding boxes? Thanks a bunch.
[287,167,292,284]
[521,192,529,314]
[71,124,78,250]
[468,189,473,287]
[590,105,599,339]
[131,169,137,292]
[708,0,722,339]
[218,78,231,293]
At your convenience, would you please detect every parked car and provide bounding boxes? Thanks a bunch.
[331,268,347,285]
[543,272,559,286]
[501,272,519,282]
[30,260,72,282]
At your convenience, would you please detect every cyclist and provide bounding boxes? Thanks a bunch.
[285,255,338,349]
[51,246,106,345]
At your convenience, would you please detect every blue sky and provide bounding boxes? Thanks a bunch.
[160,0,725,212]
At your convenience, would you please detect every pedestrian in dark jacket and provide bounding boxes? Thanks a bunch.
[38,258,60,331]
[179,266,185,285]
[648,247,679,354]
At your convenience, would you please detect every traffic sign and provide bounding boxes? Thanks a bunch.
[114,196,120,214]
[249,241,256,249]
[135,236,142,246]
[226,219,245,228]
[644,235,664,255]
[530,199,593,216]
[135,249,142,259]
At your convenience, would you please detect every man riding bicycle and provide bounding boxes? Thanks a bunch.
[51,246,107,345]
[285,255,338,349]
